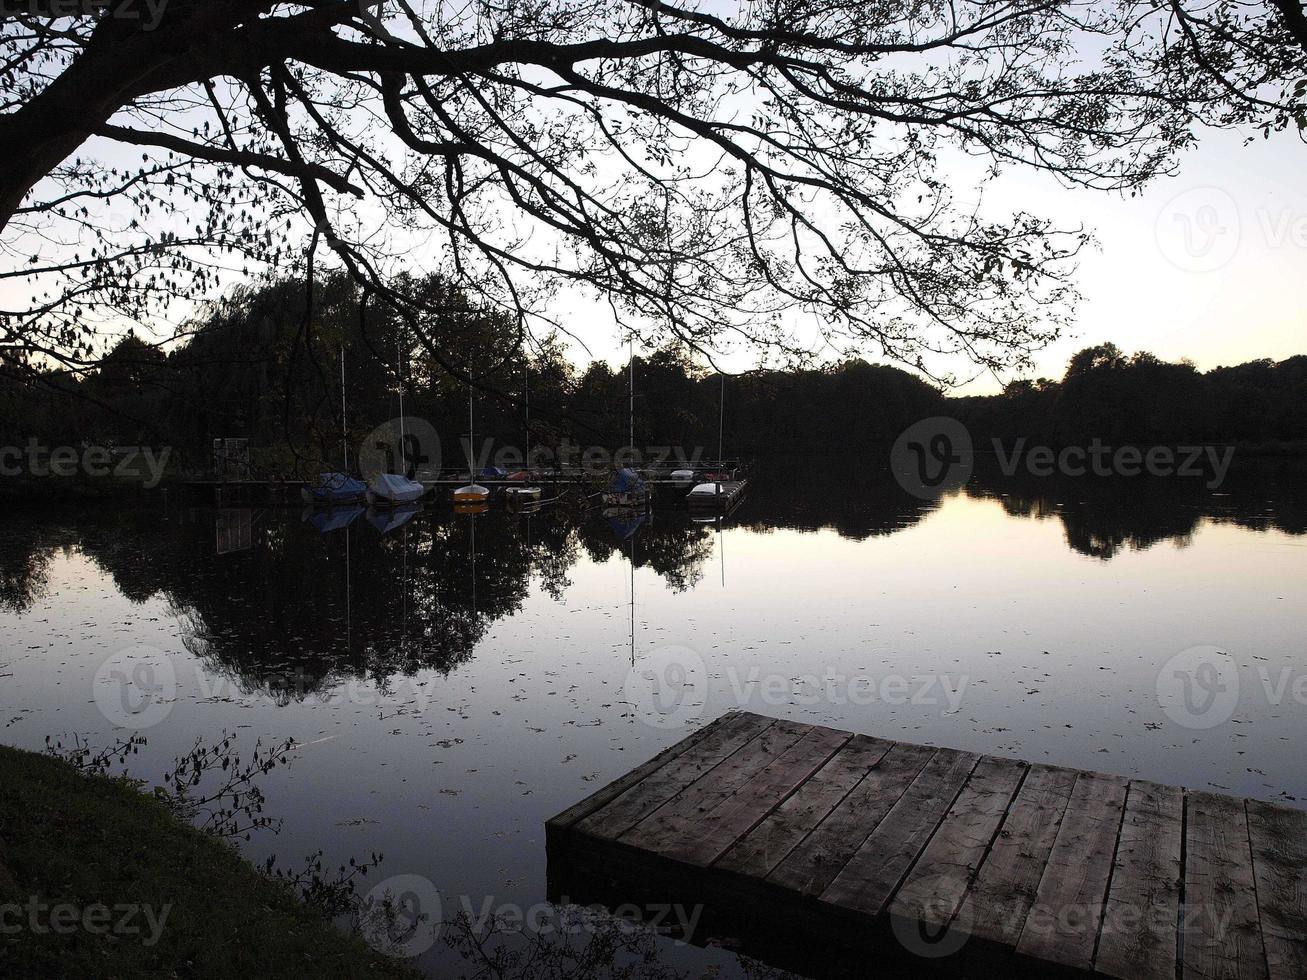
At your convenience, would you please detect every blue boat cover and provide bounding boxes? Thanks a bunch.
[307,472,367,502]
[480,466,507,479]
[608,467,645,492]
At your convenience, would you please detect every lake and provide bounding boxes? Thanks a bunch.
[2,460,1305,977]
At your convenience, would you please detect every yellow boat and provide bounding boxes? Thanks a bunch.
[452,483,490,504]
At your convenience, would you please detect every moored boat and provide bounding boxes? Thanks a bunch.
[366,471,425,506]
[687,477,748,512]
[602,466,649,508]
[452,483,490,504]
[670,468,696,485]
[504,485,543,507]
[301,472,368,506]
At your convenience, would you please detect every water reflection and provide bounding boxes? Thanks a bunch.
[1,461,1303,700]
[3,460,1306,979]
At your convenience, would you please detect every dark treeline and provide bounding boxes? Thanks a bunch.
[1,276,1304,484]
[954,343,1307,449]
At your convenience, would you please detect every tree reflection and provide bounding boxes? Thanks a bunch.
[966,460,1307,560]
[0,461,1302,692]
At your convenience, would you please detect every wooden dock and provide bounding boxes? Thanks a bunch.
[547,710,1306,979]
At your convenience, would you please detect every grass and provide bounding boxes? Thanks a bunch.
[0,744,418,979]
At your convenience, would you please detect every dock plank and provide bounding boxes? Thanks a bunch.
[574,711,773,839]
[1247,799,1307,979]
[820,747,980,917]
[768,740,936,897]
[1015,770,1129,970]
[1094,780,1184,980]
[620,718,813,855]
[714,735,893,878]
[890,755,1027,929]
[647,725,852,867]
[1183,791,1266,980]
[960,764,1078,948]
[547,712,736,831]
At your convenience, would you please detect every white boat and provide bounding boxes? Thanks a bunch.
[690,480,731,501]
[367,472,425,506]
[670,468,695,484]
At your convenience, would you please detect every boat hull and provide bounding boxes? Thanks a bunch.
[602,491,649,508]
[452,484,491,504]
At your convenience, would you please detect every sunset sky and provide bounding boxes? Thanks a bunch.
[574,125,1307,394]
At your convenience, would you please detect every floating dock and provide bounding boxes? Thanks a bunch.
[685,479,748,512]
[547,710,1306,979]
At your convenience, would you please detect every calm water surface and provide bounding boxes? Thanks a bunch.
[2,463,1305,977]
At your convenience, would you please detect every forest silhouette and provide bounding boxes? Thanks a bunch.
[2,275,1303,482]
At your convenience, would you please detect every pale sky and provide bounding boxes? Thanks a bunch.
[579,125,1307,394]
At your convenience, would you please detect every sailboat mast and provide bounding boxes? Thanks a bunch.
[397,332,407,474]
[340,343,348,471]
[467,383,474,482]
[628,337,634,450]
[718,373,725,464]
[524,364,530,470]
[629,534,635,666]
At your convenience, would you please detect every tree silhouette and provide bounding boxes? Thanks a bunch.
[3,0,1304,387]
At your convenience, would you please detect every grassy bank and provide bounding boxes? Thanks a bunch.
[0,745,416,979]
